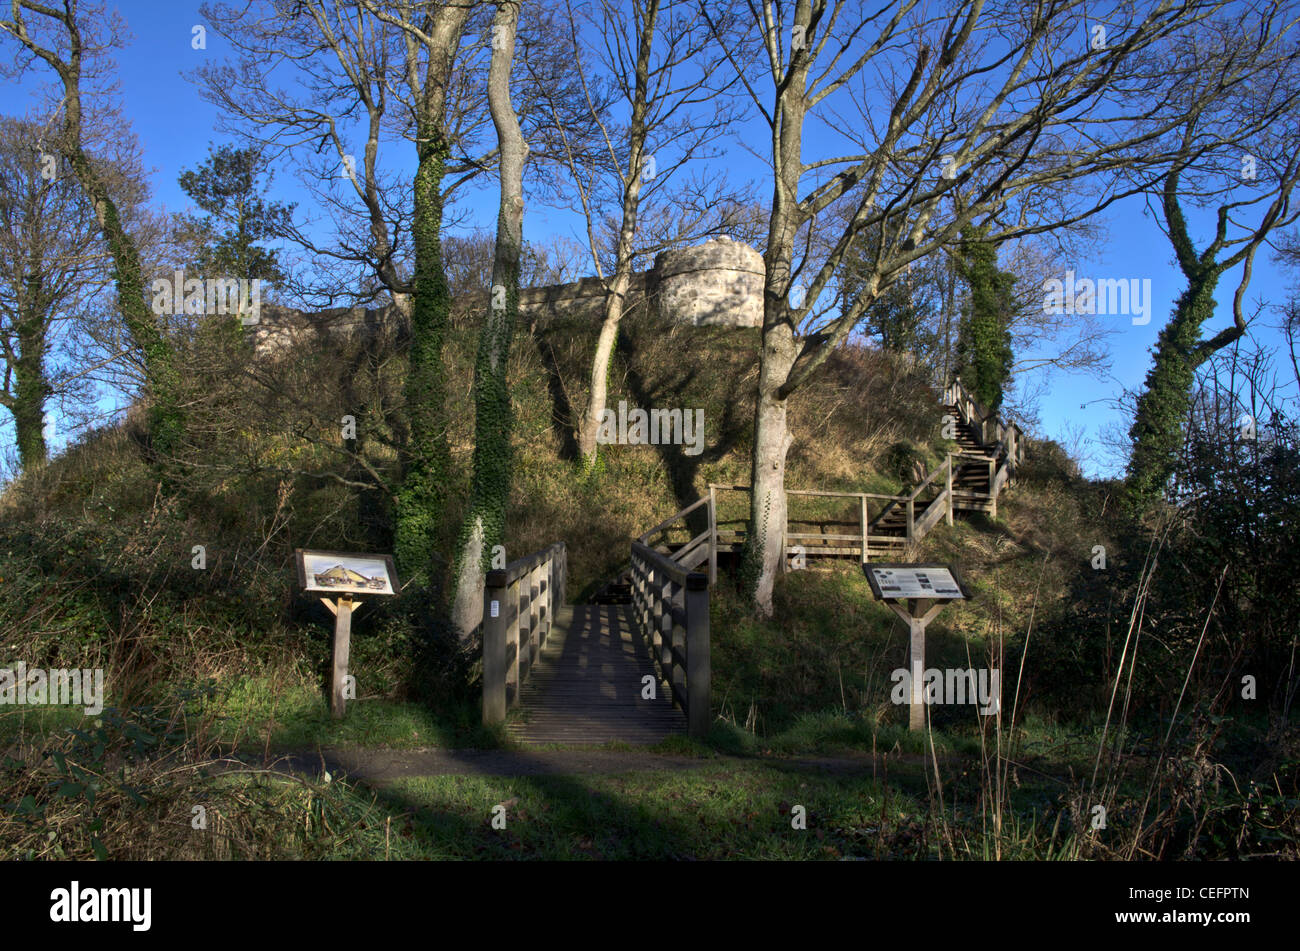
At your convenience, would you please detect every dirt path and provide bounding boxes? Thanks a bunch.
[222,747,945,786]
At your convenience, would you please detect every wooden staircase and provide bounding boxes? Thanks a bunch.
[613,378,1024,588]
[942,377,1024,518]
[947,407,998,514]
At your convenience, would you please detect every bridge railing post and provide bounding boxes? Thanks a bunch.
[860,494,868,564]
[530,559,541,667]
[508,571,522,703]
[515,564,529,690]
[483,569,509,725]
[671,578,686,708]
[685,571,710,739]
[543,547,554,648]
[945,455,954,526]
[660,574,674,694]
[651,566,665,671]
[708,485,718,586]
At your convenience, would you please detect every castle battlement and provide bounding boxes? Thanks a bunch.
[246,237,763,356]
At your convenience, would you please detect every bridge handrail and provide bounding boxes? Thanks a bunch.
[637,495,709,546]
[911,456,954,539]
[630,541,710,738]
[482,541,567,725]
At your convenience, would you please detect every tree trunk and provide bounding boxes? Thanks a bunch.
[451,1,527,640]
[743,26,808,616]
[10,268,50,469]
[12,325,48,469]
[576,273,629,463]
[572,0,656,470]
[745,308,798,616]
[392,5,470,588]
[1125,278,1219,507]
[394,135,452,585]
[64,114,181,460]
[1125,174,1250,510]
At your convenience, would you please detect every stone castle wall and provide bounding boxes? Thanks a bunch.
[653,237,763,328]
[248,237,763,356]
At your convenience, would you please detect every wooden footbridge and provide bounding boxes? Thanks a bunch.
[479,379,1021,745]
[480,540,708,744]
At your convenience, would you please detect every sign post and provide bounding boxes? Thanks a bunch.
[295,550,401,719]
[861,563,970,731]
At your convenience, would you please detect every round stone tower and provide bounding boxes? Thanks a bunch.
[652,237,763,328]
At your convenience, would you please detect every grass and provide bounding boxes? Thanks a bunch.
[3,683,1292,860]
[1,305,1294,859]
[0,681,501,753]
[360,762,923,860]
[199,677,501,751]
[188,738,1090,860]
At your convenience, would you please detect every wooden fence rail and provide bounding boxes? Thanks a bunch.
[630,541,710,738]
[482,541,567,725]
[634,382,1022,578]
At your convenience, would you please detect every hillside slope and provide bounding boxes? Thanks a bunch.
[0,301,1074,723]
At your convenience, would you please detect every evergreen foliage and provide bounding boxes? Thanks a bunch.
[174,144,293,291]
[394,134,453,588]
[953,224,1015,411]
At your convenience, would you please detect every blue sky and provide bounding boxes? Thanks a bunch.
[7,1,1297,480]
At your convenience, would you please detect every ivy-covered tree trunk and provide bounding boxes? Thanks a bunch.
[1125,173,1241,510]
[954,224,1015,411]
[63,91,182,460]
[391,4,470,590]
[91,178,184,459]
[11,304,50,469]
[394,127,454,587]
[451,1,526,639]
[1126,280,1219,507]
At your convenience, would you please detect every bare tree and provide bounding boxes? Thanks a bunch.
[534,0,752,466]
[0,116,105,469]
[197,0,475,312]
[705,0,1254,614]
[450,0,526,637]
[1,0,183,460]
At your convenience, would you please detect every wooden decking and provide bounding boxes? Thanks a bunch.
[507,604,686,745]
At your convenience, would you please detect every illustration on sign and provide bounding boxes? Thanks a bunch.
[296,550,400,596]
